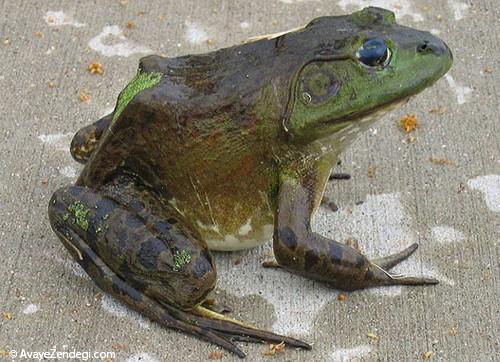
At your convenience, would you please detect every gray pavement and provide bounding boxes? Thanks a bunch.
[0,1,498,361]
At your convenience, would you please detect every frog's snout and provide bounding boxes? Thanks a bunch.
[409,32,453,80]
[416,33,453,76]
[417,38,452,61]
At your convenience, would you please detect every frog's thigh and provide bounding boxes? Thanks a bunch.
[48,184,216,310]
[70,113,112,164]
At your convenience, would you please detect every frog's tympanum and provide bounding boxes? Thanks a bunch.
[49,7,453,357]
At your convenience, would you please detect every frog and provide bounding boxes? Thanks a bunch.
[48,7,453,358]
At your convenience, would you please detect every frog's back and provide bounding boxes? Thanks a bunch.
[134,11,375,116]
[136,40,296,119]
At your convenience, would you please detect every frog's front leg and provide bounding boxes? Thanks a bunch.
[271,173,438,291]
[48,184,309,357]
[70,113,112,163]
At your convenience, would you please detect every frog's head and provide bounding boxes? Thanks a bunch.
[284,7,453,143]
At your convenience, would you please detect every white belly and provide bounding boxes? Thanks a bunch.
[205,222,274,251]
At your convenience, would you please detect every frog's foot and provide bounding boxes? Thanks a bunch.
[52,226,308,357]
[273,175,438,291]
[360,243,438,287]
[70,113,111,163]
[49,185,310,358]
[268,242,437,289]
[275,236,438,290]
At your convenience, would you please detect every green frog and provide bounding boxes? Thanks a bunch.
[48,7,452,357]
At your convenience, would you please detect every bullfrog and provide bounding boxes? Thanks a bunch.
[48,7,453,357]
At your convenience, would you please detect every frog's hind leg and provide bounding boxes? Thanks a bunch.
[70,113,112,163]
[49,184,310,357]
[49,221,248,357]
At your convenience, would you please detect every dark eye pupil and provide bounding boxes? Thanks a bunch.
[357,38,389,67]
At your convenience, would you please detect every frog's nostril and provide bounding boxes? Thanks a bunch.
[417,41,429,53]
[417,40,446,55]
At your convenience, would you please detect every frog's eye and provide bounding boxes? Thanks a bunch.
[356,38,391,68]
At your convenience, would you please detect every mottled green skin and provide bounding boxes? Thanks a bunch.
[50,7,452,357]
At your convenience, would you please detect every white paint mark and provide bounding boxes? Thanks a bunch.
[67,263,89,279]
[44,11,86,27]
[38,133,73,151]
[431,226,465,244]
[126,353,160,362]
[447,0,469,20]
[445,74,472,105]
[22,304,39,315]
[88,25,151,57]
[101,294,151,329]
[337,0,424,22]
[468,175,500,212]
[59,165,77,178]
[184,21,209,44]
[239,21,250,29]
[332,345,374,362]
[430,28,441,35]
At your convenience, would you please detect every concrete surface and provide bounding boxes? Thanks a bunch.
[0,0,498,361]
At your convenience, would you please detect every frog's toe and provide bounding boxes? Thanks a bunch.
[364,244,438,288]
[187,306,311,352]
[365,262,439,288]
[371,243,418,270]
